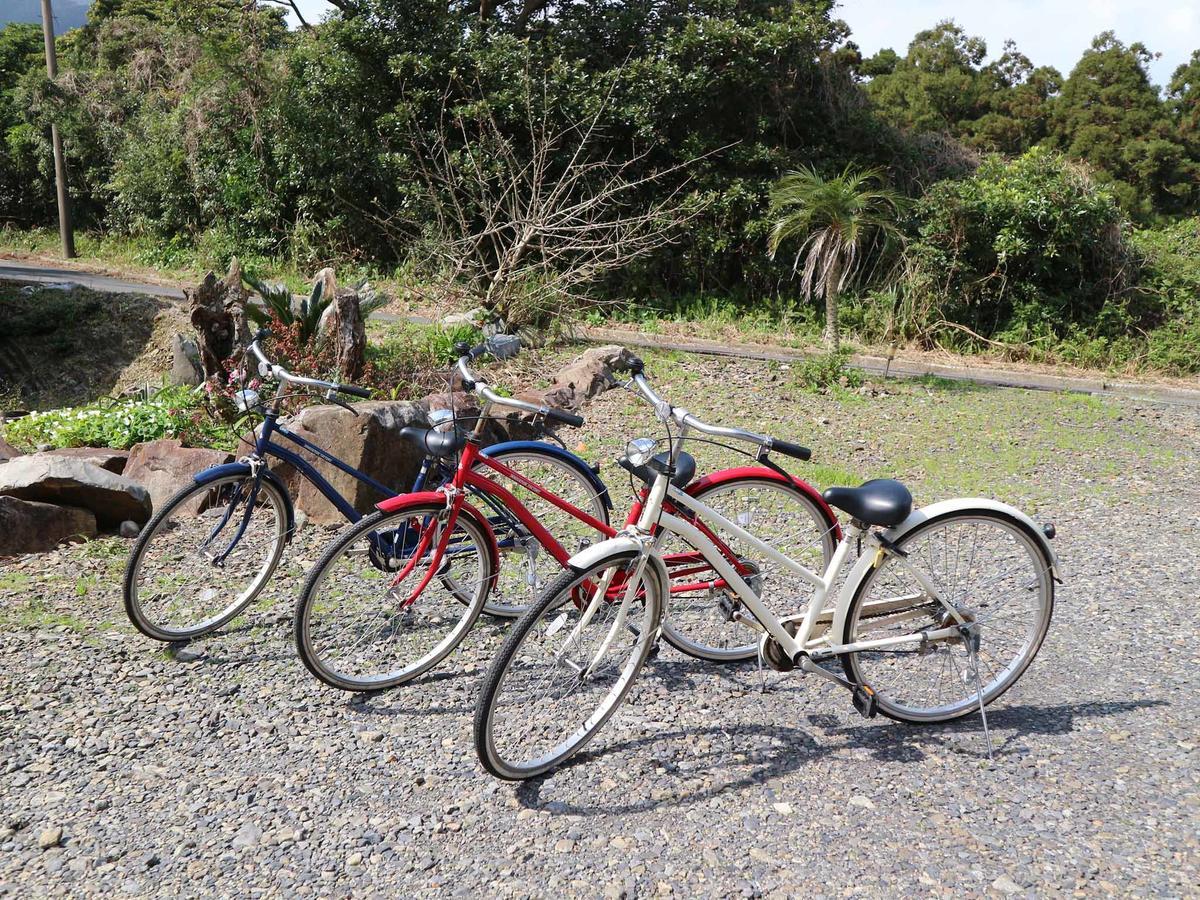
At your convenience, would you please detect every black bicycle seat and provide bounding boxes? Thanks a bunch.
[619,451,697,489]
[822,479,912,527]
[400,425,468,459]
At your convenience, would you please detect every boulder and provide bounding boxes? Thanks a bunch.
[123,439,234,513]
[169,333,204,386]
[503,344,639,437]
[0,435,22,462]
[0,496,97,554]
[41,447,130,474]
[0,456,151,527]
[264,401,429,525]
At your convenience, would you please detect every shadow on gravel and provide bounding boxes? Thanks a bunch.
[513,723,823,817]
[816,698,1168,763]
[512,698,1166,816]
[343,668,482,718]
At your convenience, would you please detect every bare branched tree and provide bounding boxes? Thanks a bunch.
[410,70,714,330]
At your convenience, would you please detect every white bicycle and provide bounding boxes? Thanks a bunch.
[473,363,1060,779]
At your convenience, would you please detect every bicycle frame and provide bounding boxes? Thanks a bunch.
[251,409,407,523]
[383,436,763,600]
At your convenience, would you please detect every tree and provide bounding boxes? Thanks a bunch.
[767,165,904,348]
[967,41,1060,154]
[1168,49,1200,152]
[1049,32,1196,217]
[863,21,989,134]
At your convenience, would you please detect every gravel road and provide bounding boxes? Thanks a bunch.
[2,352,1198,898]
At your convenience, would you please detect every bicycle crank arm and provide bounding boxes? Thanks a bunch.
[796,657,879,719]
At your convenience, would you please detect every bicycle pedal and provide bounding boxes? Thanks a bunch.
[851,685,878,719]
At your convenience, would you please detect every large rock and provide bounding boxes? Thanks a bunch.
[265,401,429,525]
[169,333,204,386]
[503,344,639,437]
[0,496,97,554]
[123,439,234,513]
[0,435,21,462]
[0,456,150,527]
[42,447,130,474]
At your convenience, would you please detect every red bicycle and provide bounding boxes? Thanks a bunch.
[293,343,839,691]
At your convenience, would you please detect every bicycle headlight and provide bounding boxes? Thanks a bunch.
[625,437,659,467]
[234,389,260,412]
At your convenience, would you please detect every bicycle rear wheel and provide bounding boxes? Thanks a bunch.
[660,476,836,662]
[294,503,492,691]
[840,509,1055,723]
[474,549,664,780]
[123,473,289,641]
[473,446,609,618]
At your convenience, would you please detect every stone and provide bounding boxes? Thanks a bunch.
[262,401,428,525]
[0,497,96,554]
[169,333,205,387]
[0,456,151,527]
[41,447,130,475]
[38,826,63,850]
[503,344,639,438]
[119,520,141,538]
[122,439,234,514]
[0,434,22,462]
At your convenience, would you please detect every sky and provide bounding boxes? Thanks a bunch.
[284,0,1198,87]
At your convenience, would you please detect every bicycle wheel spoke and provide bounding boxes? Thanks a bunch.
[843,512,1053,723]
[296,505,491,690]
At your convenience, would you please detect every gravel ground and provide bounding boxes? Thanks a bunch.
[2,350,1198,898]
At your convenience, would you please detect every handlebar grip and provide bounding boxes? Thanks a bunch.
[546,408,585,429]
[252,327,273,343]
[453,341,473,359]
[336,384,372,399]
[769,438,812,461]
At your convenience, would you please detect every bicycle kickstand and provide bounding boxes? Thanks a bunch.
[963,625,994,760]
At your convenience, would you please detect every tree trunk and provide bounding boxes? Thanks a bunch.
[187,273,236,383]
[822,260,842,350]
[331,290,367,383]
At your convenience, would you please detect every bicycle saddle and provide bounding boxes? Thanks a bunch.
[822,479,912,527]
[620,451,697,489]
[399,425,468,459]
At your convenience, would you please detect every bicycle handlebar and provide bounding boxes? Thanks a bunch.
[629,372,811,461]
[246,338,372,401]
[455,354,584,429]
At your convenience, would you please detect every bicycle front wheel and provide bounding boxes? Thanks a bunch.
[660,475,837,662]
[840,509,1055,723]
[123,473,290,642]
[474,549,664,780]
[294,503,492,691]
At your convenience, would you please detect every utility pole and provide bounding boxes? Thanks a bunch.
[39,0,76,259]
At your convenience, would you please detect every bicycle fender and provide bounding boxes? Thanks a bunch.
[192,462,296,539]
[482,440,612,512]
[829,498,1062,644]
[685,466,841,540]
[373,491,501,578]
[567,537,670,600]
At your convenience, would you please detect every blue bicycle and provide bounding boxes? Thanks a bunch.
[122,331,610,642]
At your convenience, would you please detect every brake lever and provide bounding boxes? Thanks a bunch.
[323,390,360,416]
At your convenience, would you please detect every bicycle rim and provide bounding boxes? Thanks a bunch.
[841,511,1054,723]
[124,474,288,641]
[474,551,663,779]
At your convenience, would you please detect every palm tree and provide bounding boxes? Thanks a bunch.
[768,165,905,349]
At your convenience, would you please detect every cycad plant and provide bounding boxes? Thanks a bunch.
[768,165,905,349]
[245,276,331,348]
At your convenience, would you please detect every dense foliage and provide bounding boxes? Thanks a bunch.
[0,2,1198,371]
[3,386,233,450]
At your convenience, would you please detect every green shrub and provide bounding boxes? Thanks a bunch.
[794,352,864,393]
[365,323,483,400]
[2,387,234,452]
[904,148,1131,345]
